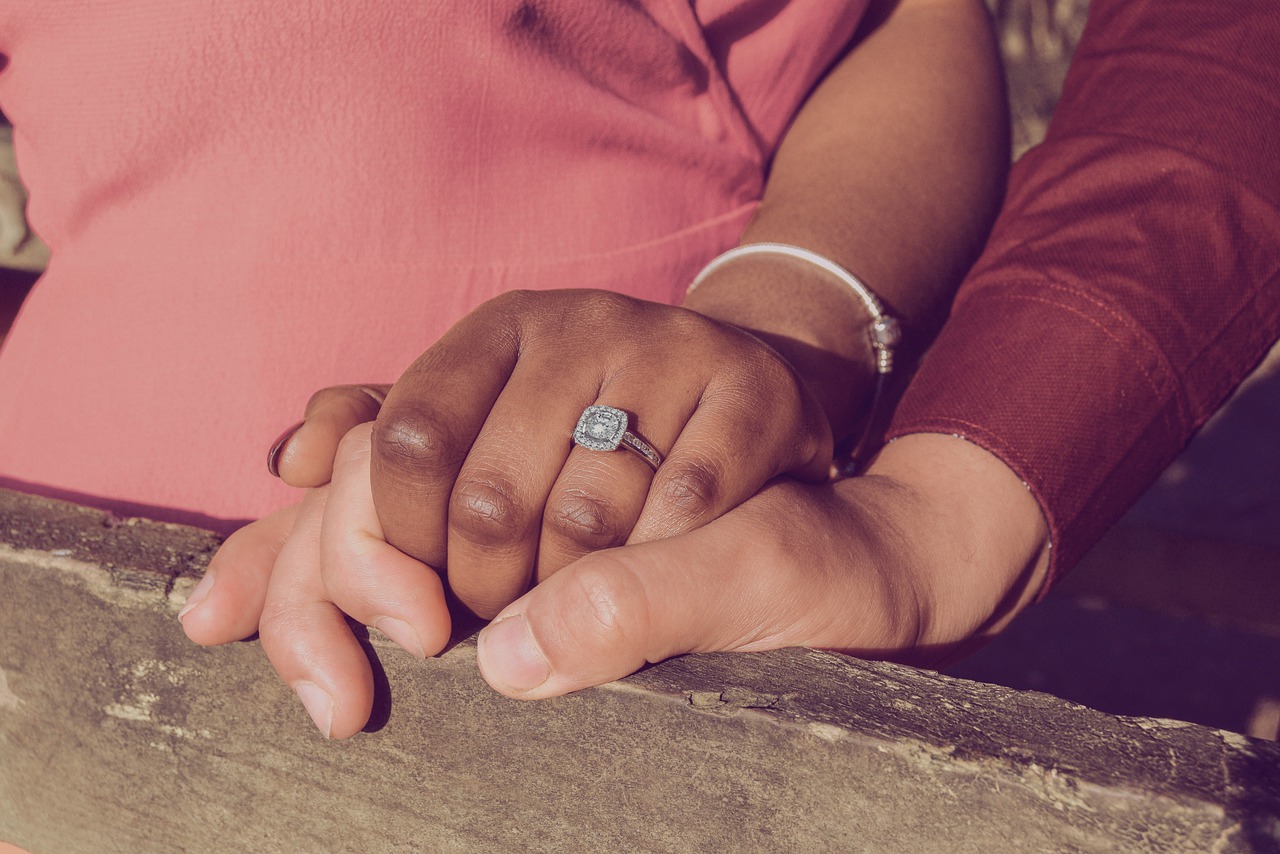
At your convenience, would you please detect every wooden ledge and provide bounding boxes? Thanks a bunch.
[2,488,1278,852]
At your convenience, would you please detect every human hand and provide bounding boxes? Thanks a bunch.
[470,433,1052,699]
[181,423,452,738]
[180,286,846,736]
[235,284,841,630]
[180,384,422,737]
[364,288,836,618]
[181,431,1050,736]
[265,383,390,487]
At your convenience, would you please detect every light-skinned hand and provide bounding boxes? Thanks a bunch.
[181,287,860,735]
[181,429,1049,738]
[257,288,839,618]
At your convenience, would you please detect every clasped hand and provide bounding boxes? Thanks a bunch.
[179,289,853,737]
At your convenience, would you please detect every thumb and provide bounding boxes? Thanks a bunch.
[474,487,852,699]
[474,546,692,699]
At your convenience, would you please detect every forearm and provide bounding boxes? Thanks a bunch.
[887,0,1280,587]
[685,0,1008,438]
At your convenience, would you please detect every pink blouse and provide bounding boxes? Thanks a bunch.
[0,0,867,528]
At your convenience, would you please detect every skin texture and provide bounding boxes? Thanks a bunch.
[179,0,1026,738]
[364,289,833,619]
[469,431,1051,700]
[182,428,1049,737]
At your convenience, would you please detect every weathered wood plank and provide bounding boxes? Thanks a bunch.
[2,489,1279,852]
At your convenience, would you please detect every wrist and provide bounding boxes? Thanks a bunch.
[860,433,1051,653]
[683,253,882,442]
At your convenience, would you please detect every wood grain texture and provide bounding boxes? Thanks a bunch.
[3,488,1278,853]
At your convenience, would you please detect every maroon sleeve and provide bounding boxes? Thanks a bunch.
[885,0,1280,587]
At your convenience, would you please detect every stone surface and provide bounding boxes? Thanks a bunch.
[3,489,1280,853]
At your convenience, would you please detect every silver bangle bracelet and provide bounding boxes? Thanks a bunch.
[687,242,902,472]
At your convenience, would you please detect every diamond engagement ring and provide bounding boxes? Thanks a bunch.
[572,405,663,471]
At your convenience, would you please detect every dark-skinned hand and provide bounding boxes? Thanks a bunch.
[180,288,850,735]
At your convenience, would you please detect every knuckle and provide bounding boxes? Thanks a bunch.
[572,290,643,331]
[674,304,722,338]
[303,383,382,422]
[372,404,468,479]
[563,558,650,648]
[487,287,536,311]
[652,458,721,523]
[449,474,534,546]
[256,601,305,649]
[467,289,549,347]
[479,288,542,326]
[303,386,338,415]
[581,288,631,314]
[544,489,629,550]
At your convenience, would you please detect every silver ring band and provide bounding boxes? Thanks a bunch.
[617,430,662,471]
[573,405,663,471]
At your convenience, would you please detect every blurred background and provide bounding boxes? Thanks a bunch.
[0,120,46,344]
[1,0,1276,739]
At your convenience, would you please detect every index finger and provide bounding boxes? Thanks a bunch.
[370,293,526,569]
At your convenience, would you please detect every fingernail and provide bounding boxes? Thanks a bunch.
[373,616,426,659]
[177,571,215,621]
[479,615,550,693]
[355,384,388,406]
[292,681,333,738]
[266,419,306,478]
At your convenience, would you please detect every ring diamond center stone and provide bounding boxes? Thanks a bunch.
[574,405,628,451]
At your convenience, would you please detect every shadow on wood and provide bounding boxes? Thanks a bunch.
[2,489,1279,853]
